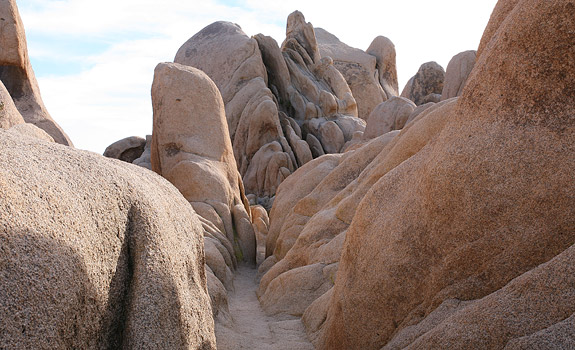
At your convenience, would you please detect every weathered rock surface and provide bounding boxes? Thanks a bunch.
[6,122,54,142]
[174,12,366,204]
[315,28,385,120]
[441,50,477,100]
[0,130,215,349]
[317,0,575,348]
[402,61,445,105]
[103,136,146,163]
[150,62,257,323]
[0,0,72,146]
[175,21,295,202]
[363,97,416,139]
[366,35,398,100]
[132,135,152,170]
[0,79,24,129]
[258,126,407,318]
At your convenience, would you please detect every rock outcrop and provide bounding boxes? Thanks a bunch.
[441,50,477,100]
[0,130,216,349]
[103,136,146,163]
[174,11,366,205]
[258,99,451,325]
[150,62,257,322]
[0,0,73,146]
[174,21,293,202]
[315,28,386,120]
[366,36,399,100]
[401,61,445,105]
[316,0,575,348]
[0,79,24,129]
[363,97,416,139]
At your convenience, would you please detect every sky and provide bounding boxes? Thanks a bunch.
[17,0,499,153]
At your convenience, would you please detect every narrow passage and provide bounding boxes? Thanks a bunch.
[215,265,314,350]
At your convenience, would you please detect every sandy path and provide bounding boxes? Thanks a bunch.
[215,265,314,350]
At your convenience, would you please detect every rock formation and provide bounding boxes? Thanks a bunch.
[366,36,399,100]
[150,62,257,322]
[0,130,216,349]
[174,21,293,203]
[0,0,73,145]
[103,136,146,163]
[132,135,152,169]
[315,28,388,120]
[0,79,24,129]
[441,50,477,100]
[400,61,445,105]
[363,97,416,139]
[5,1,574,349]
[174,11,366,205]
[316,0,575,348]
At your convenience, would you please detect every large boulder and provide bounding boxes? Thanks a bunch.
[0,0,73,146]
[366,35,399,100]
[150,62,257,325]
[319,0,575,348]
[0,130,215,349]
[315,28,386,120]
[151,62,256,267]
[363,97,416,139]
[401,61,445,105]
[440,50,477,100]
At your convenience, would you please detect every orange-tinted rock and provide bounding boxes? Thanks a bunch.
[320,1,575,348]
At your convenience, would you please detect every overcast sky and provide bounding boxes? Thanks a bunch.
[18,0,498,153]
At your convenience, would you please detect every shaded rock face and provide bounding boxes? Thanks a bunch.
[103,136,146,163]
[0,130,216,349]
[132,135,152,170]
[174,11,366,204]
[0,78,25,129]
[0,0,73,146]
[150,62,257,322]
[441,50,477,100]
[315,0,575,348]
[401,61,445,105]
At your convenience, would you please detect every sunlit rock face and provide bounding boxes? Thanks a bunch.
[174,11,367,206]
[0,0,73,146]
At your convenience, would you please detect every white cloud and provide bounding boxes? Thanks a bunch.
[18,0,498,153]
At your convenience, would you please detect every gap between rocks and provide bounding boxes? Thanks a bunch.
[215,265,314,350]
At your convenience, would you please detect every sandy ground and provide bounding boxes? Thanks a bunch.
[215,265,314,350]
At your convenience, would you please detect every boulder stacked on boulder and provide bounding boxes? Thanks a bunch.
[400,61,445,105]
[315,28,398,120]
[0,0,72,146]
[174,11,367,205]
